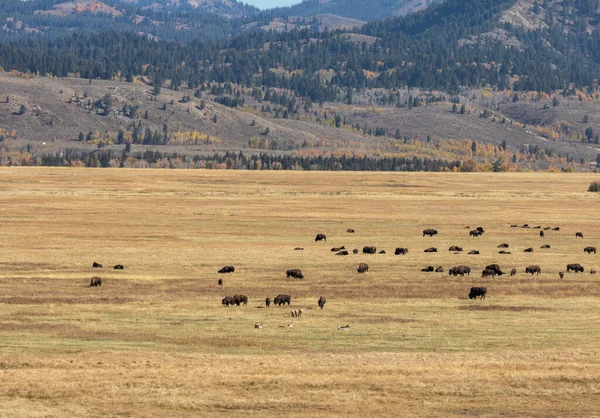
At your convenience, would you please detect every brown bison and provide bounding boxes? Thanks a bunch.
[481,269,496,277]
[468,287,487,300]
[524,247,534,253]
[540,244,551,249]
[357,263,369,273]
[468,250,480,255]
[90,276,102,287]
[533,226,541,229]
[421,266,435,272]
[395,247,409,255]
[539,231,544,238]
[476,227,485,233]
[346,229,355,233]
[331,246,346,252]
[286,269,304,279]
[510,224,518,228]
[497,243,509,248]
[559,272,564,279]
[591,270,597,275]
[218,278,223,286]
[222,296,235,306]
[92,262,102,268]
[510,268,517,276]
[498,250,511,254]
[265,297,271,307]
[336,250,349,256]
[449,246,463,252]
[353,248,359,254]
[294,247,304,251]
[485,264,504,276]
[576,232,584,238]
[521,224,530,228]
[318,296,326,309]
[552,227,560,231]
[567,263,584,273]
[469,229,482,237]
[378,250,386,254]
[584,247,597,254]
[218,265,235,274]
[315,234,327,242]
[424,247,437,253]
[423,229,438,237]
[435,266,444,273]
[274,294,291,306]
[543,227,551,230]
[113,264,124,270]
[449,265,471,276]
[363,246,377,254]
[525,265,541,275]
[233,294,248,306]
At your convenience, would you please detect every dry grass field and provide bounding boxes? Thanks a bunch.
[0,168,599,417]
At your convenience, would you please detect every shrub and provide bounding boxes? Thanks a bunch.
[588,182,600,192]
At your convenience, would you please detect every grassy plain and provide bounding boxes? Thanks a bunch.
[0,168,599,417]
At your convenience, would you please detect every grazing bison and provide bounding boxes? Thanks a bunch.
[315,234,327,242]
[363,246,377,254]
[318,296,326,309]
[469,229,482,237]
[286,269,304,279]
[584,247,597,254]
[423,229,438,237]
[540,231,545,238]
[218,265,235,274]
[499,250,511,254]
[481,269,496,278]
[336,250,349,256]
[331,246,346,252]
[92,262,102,268]
[90,276,102,287]
[352,248,359,254]
[421,266,435,272]
[497,243,509,248]
[222,296,235,306]
[395,247,409,255]
[274,294,291,306]
[218,278,223,286]
[378,250,386,254]
[485,264,504,276]
[525,265,541,275]
[233,294,248,306]
[552,227,560,231]
[346,229,355,233]
[449,246,463,252]
[510,268,517,276]
[559,272,564,280]
[540,245,551,249]
[357,263,369,273]
[450,265,470,276]
[468,250,480,255]
[424,247,437,253]
[435,266,444,273]
[468,287,487,300]
[265,297,271,307]
[567,263,584,273]
[113,264,124,270]
[524,247,534,253]
[576,232,584,238]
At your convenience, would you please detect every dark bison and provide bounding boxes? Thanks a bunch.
[113,264,124,270]
[222,296,235,306]
[90,276,102,287]
[543,227,551,230]
[499,250,511,254]
[331,246,345,252]
[423,229,438,237]
[294,247,304,251]
[524,247,534,253]
[435,266,444,273]
[497,243,509,248]
[421,266,435,272]
[353,248,359,254]
[559,272,564,280]
[357,263,369,273]
[395,247,409,255]
[233,294,248,306]
[218,266,235,274]
[521,224,530,228]
[468,250,480,255]
[540,245,551,249]
[481,269,496,277]
[449,246,463,252]
[539,231,544,238]
[363,246,377,254]
[468,287,487,300]
[286,269,304,279]
[336,250,349,256]
[265,297,271,307]
[476,227,485,234]
[346,229,355,233]
[92,262,102,268]
[424,247,437,253]
[318,296,326,309]
[584,247,597,254]
[576,232,584,238]
[485,264,504,276]
[510,268,517,276]
[525,265,541,275]
[470,230,482,237]
[378,250,386,254]
[315,234,327,242]
[567,263,584,273]
[450,265,471,276]
[510,224,518,228]
[552,227,560,231]
[274,294,291,306]
[533,226,541,229]
[218,278,223,286]
[591,270,597,274]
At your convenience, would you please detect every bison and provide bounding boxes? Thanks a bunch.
[497,243,509,248]
[468,287,487,300]
[543,227,551,231]
[218,265,235,274]
[421,266,435,272]
[274,294,291,306]
[424,247,437,253]
[591,270,597,275]
[363,246,377,254]
[318,296,326,309]
[524,247,534,253]
[499,250,511,254]
[525,265,541,275]
[476,227,485,234]
[92,262,102,268]
[559,272,564,280]
[233,294,248,306]
[315,234,327,242]
[450,265,470,276]
[567,263,584,273]
[510,268,517,276]
[521,224,530,228]
[423,228,438,237]
[90,276,102,287]
[584,247,597,254]
[335,250,349,256]
[533,226,541,229]
[222,296,235,306]
[395,247,409,255]
[265,297,271,307]
[449,246,463,252]
[540,244,551,249]
[353,248,359,254]
[485,264,504,276]
[286,269,304,279]
[552,227,560,231]
[294,247,304,251]
[378,250,386,254]
[435,266,444,273]
[540,231,545,238]
[469,229,482,237]
[113,264,124,270]
[346,229,355,233]
[218,278,223,286]
[357,263,369,273]
[481,269,496,277]
[331,246,346,252]
[468,250,480,255]
[576,232,584,238]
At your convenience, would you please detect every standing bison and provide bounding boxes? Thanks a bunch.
[395,247,409,255]
[90,276,102,287]
[318,296,326,309]
[576,232,584,238]
[423,229,438,237]
[222,296,235,306]
[286,269,304,279]
[567,263,584,273]
[584,247,597,254]
[363,246,377,254]
[274,294,291,306]
[525,265,541,275]
[449,265,471,276]
[233,295,248,306]
[265,297,271,307]
[468,287,487,300]
[315,234,327,242]
[357,263,369,273]
[510,268,517,276]
[485,264,504,276]
[218,266,235,274]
